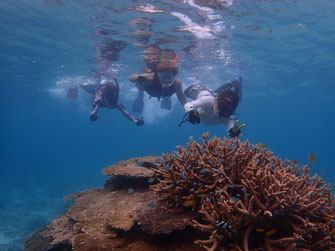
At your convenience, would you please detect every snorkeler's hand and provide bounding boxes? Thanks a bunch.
[228,120,246,138]
[188,109,201,124]
[136,117,144,126]
[137,76,149,85]
[229,127,241,138]
[90,113,100,121]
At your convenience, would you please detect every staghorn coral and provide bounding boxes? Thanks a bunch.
[151,133,335,250]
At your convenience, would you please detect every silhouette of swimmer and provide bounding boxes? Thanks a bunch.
[80,78,144,126]
[128,62,186,113]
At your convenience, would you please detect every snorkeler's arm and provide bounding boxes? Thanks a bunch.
[223,118,235,133]
[129,73,153,83]
[174,79,186,105]
[184,92,213,113]
[116,101,143,125]
[128,74,140,83]
[129,73,152,95]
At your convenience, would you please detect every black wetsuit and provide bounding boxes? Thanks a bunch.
[81,81,141,125]
[142,74,176,100]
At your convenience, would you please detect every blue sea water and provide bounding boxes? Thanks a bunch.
[0,0,334,250]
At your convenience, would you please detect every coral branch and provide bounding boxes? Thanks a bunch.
[151,133,335,250]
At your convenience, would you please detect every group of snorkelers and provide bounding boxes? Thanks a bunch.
[69,55,245,138]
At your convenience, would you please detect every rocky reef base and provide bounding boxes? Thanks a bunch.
[23,156,205,251]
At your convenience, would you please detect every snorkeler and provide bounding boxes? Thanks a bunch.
[80,78,144,126]
[128,61,186,113]
[180,77,246,137]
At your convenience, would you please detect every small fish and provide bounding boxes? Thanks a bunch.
[155,158,161,163]
[231,197,240,202]
[259,143,265,148]
[308,154,316,164]
[198,188,205,193]
[266,229,277,236]
[147,203,155,208]
[256,228,265,233]
[291,160,298,165]
[183,199,196,207]
[164,166,171,170]
[200,168,209,173]
[147,178,155,183]
[128,188,134,194]
[216,221,231,229]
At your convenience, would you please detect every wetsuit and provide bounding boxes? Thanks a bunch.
[183,83,238,131]
[80,80,142,125]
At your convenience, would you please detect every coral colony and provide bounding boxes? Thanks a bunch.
[24,134,335,250]
[152,133,335,250]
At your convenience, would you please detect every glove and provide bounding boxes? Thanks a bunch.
[229,127,241,138]
[132,93,144,113]
[228,119,246,138]
[137,76,149,85]
[136,117,144,126]
[161,96,172,110]
[188,109,201,124]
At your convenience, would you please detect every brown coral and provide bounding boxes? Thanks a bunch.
[23,156,203,251]
[151,133,335,250]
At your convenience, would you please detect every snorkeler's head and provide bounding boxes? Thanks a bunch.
[156,62,178,74]
[215,90,239,117]
[156,62,178,87]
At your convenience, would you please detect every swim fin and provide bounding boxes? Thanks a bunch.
[161,96,172,110]
[132,93,144,113]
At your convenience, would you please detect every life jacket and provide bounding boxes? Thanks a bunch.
[184,84,214,100]
[145,74,176,100]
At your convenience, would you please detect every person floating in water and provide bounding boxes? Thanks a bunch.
[128,61,186,113]
[180,76,246,137]
[80,78,144,126]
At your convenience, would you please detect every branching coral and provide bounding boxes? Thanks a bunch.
[151,133,335,250]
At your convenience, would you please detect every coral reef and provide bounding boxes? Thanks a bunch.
[23,157,203,251]
[23,135,335,251]
[151,133,335,250]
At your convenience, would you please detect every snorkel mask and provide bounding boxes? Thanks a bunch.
[158,72,175,87]
[155,60,178,88]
